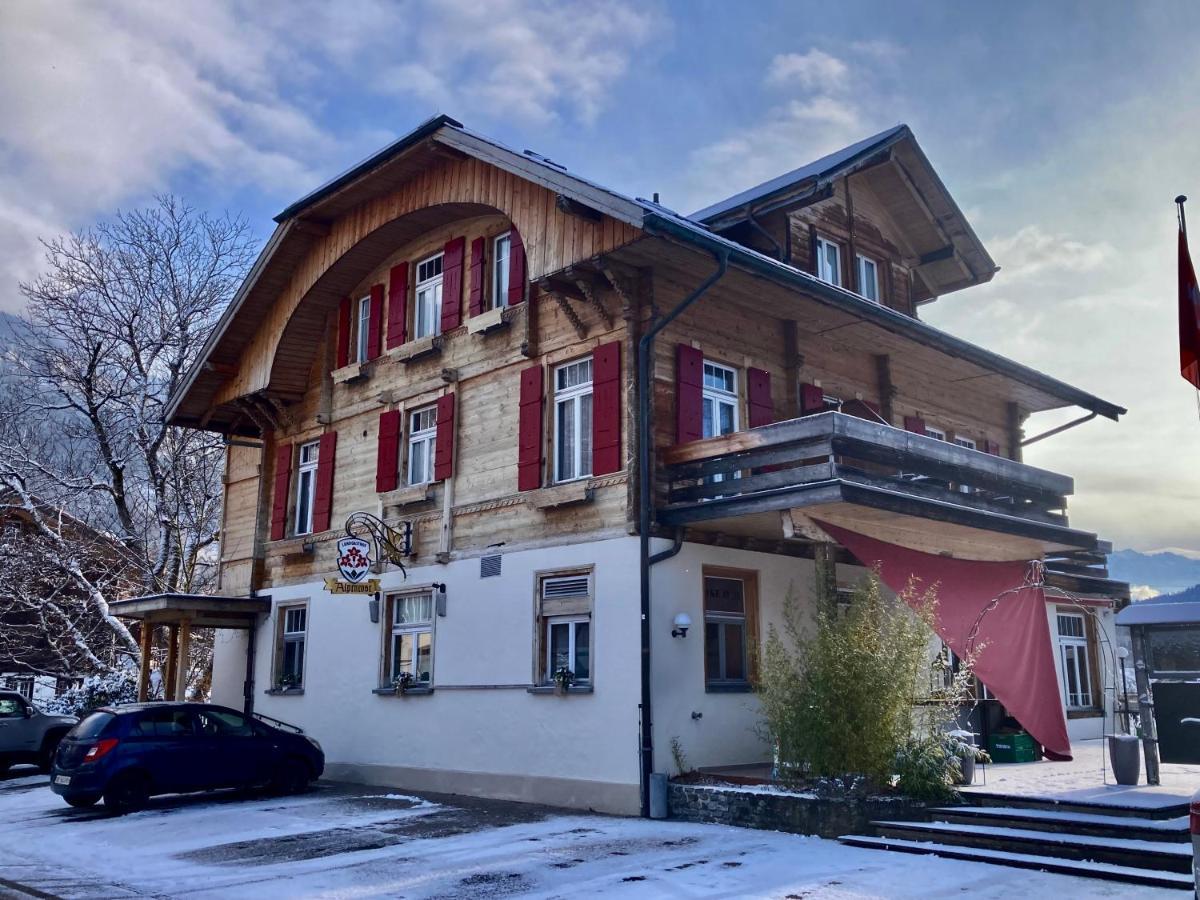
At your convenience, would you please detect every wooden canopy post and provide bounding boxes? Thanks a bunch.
[164,624,180,701]
[813,542,839,614]
[1129,625,1161,785]
[137,623,153,702]
[175,620,192,701]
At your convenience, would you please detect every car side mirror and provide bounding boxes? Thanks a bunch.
[23,706,34,718]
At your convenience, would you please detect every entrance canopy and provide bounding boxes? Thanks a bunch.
[109,593,269,707]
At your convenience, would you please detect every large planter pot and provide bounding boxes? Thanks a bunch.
[959,752,976,786]
[1108,734,1140,785]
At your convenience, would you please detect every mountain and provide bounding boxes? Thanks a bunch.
[1155,583,1200,603]
[1108,549,1200,597]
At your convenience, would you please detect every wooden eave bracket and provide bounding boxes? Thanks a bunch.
[571,274,614,330]
[555,193,603,223]
[781,510,832,542]
[537,282,588,340]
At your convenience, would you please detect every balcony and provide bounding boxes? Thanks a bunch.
[657,411,1100,560]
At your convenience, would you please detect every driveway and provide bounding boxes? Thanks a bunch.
[0,768,1179,899]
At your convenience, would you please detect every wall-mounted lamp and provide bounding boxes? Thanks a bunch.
[672,612,692,638]
[432,583,448,617]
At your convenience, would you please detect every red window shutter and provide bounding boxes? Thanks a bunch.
[440,236,465,333]
[433,393,456,481]
[312,431,337,533]
[386,262,408,350]
[507,228,526,306]
[468,237,485,318]
[984,439,1001,456]
[903,415,927,436]
[375,410,402,493]
[747,367,774,428]
[517,365,543,490]
[592,342,622,475]
[799,383,825,416]
[269,443,292,541]
[367,284,384,360]
[336,297,351,369]
[675,344,704,444]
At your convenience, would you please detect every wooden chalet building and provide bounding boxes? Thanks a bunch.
[160,116,1128,815]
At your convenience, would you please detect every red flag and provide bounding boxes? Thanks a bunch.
[1179,227,1200,389]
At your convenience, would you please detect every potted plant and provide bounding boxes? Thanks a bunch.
[945,731,987,785]
[553,667,575,696]
[392,672,414,696]
[279,672,301,692]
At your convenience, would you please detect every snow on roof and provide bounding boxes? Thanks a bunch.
[689,124,909,223]
[1116,595,1200,626]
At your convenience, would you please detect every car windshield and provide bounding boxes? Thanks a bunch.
[70,711,115,740]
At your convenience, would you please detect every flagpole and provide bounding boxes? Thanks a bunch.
[1177,194,1188,236]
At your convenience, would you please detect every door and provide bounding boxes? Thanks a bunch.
[0,694,38,755]
[193,707,273,788]
[127,707,204,792]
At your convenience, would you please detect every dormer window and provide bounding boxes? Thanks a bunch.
[815,236,842,287]
[856,254,880,304]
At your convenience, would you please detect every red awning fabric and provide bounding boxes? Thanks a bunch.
[815,520,1072,761]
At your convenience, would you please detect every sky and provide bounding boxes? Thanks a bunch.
[1,0,1198,552]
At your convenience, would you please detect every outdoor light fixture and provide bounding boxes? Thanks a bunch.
[672,612,692,638]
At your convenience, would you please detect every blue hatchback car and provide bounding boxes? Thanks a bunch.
[50,703,324,810]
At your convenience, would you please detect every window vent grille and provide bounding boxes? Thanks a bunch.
[480,554,502,578]
[542,575,590,599]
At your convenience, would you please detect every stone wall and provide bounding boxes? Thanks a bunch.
[668,782,929,839]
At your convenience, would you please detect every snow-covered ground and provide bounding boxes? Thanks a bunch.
[0,769,1180,899]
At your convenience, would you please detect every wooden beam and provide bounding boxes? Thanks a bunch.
[1007,402,1023,463]
[573,278,613,329]
[783,320,801,419]
[137,623,153,702]
[548,289,588,340]
[874,354,894,424]
[164,623,180,701]
[556,193,604,223]
[813,542,838,614]
[175,620,192,700]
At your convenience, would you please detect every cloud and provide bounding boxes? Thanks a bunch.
[376,0,661,126]
[765,50,850,92]
[1130,585,1160,600]
[987,225,1114,280]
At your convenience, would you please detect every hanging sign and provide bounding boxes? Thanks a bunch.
[324,536,380,594]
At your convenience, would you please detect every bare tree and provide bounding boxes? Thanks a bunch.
[0,195,253,684]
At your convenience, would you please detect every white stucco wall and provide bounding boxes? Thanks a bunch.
[215,536,643,813]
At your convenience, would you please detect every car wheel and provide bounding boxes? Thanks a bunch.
[65,794,100,809]
[103,772,150,812]
[270,758,310,796]
[0,758,10,776]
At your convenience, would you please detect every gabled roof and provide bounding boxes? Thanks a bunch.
[166,116,1122,430]
[690,124,910,224]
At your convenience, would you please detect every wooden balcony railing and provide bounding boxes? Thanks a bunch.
[657,412,1078,537]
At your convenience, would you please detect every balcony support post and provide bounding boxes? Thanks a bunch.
[813,541,839,614]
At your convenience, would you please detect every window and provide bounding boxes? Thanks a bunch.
[491,233,511,310]
[132,708,194,738]
[277,605,307,689]
[407,406,437,486]
[701,362,738,439]
[414,253,444,339]
[1056,611,1094,708]
[355,295,371,363]
[195,708,253,737]
[294,441,319,536]
[704,575,748,686]
[0,696,25,718]
[924,425,947,442]
[536,572,593,685]
[385,592,434,686]
[815,236,842,286]
[953,436,976,493]
[554,358,593,482]
[856,254,879,303]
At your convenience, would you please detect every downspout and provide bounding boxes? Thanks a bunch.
[637,247,729,817]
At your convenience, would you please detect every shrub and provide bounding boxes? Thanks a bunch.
[895,733,961,802]
[759,572,937,787]
[43,669,138,717]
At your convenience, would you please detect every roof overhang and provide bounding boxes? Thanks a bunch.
[108,593,270,630]
[636,209,1124,421]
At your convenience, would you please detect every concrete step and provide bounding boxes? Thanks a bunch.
[929,804,1191,842]
[871,819,1193,873]
[962,789,1190,820]
[838,834,1195,891]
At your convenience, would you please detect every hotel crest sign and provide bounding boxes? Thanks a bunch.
[324,512,412,594]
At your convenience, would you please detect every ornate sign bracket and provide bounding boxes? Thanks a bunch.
[344,511,411,579]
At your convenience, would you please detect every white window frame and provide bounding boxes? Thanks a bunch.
[856,253,880,303]
[925,425,947,442]
[355,295,371,362]
[536,571,593,685]
[278,604,307,688]
[294,440,320,536]
[407,405,437,486]
[491,232,511,311]
[815,236,842,287]
[701,361,739,440]
[554,357,593,483]
[545,616,590,684]
[1056,611,1094,709]
[414,252,443,339]
[387,591,435,686]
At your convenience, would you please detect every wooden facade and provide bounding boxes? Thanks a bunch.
[170,119,1123,598]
